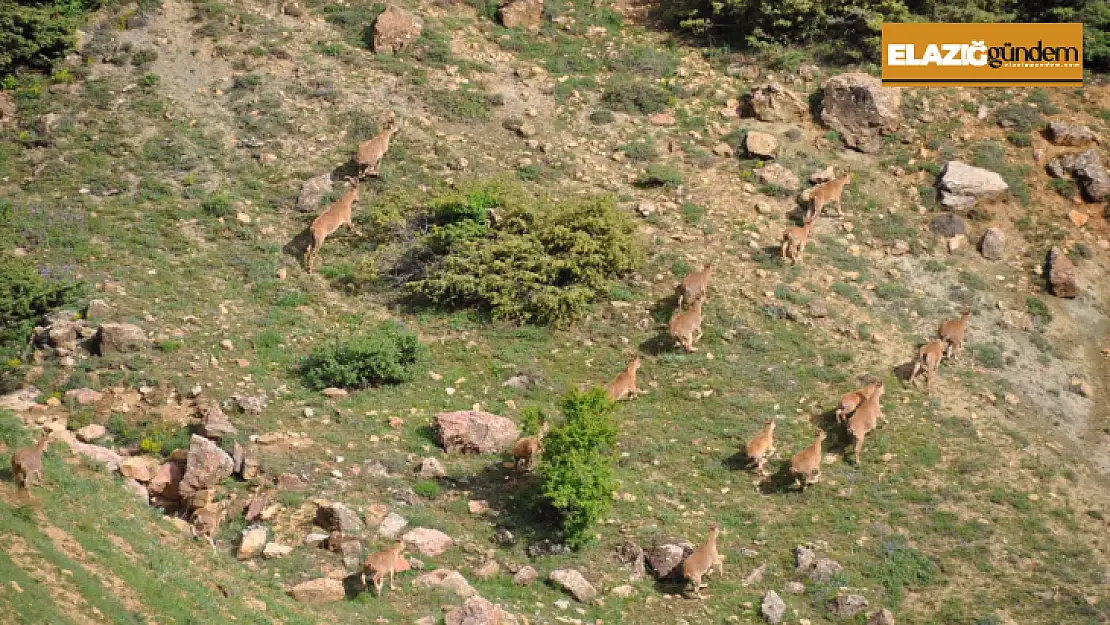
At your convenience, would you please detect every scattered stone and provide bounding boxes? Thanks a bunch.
[297,173,332,213]
[75,423,106,442]
[179,435,234,500]
[820,72,901,153]
[811,558,843,582]
[372,5,423,55]
[315,501,365,536]
[0,387,40,412]
[1047,247,1079,298]
[304,532,329,547]
[614,540,646,581]
[649,113,677,126]
[762,590,786,624]
[549,569,598,603]
[828,594,869,618]
[467,500,489,515]
[1070,209,1090,227]
[498,0,543,30]
[810,166,836,184]
[930,213,967,238]
[282,1,304,17]
[416,457,447,478]
[784,581,806,595]
[493,527,517,546]
[96,323,147,354]
[756,163,800,191]
[1047,148,1110,201]
[937,161,1009,209]
[320,387,347,398]
[288,578,345,604]
[513,565,538,586]
[65,388,103,406]
[120,456,161,483]
[148,461,184,499]
[1071,379,1094,398]
[197,400,237,439]
[647,539,694,580]
[402,528,454,557]
[238,526,268,560]
[0,92,16,127]
[743,82,808,122]
[502,374,532,389]
[807,300,829,319]
[610,584,633,598]
[473,560,500,580]
[869,608,896,625]
[888,240,910,256]
[240,457,261,480]
[434,410,520,455]
[980,228,1006,260]
[794,545,816,572]
[713,142,735,158]
[338,539,363,572]
[233,394,267,414]
[1045,120,1098,146]
[379,512,409,538]
[263,542,294,559]
[84,299,112,321]
[745,131,779,159]
[445,597,502,625]
[742,564,767,587]
[414,569,477,597]
[122,478,148,502]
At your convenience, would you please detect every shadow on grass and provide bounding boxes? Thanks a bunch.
[757,461,804,495]
[443,461,562,550]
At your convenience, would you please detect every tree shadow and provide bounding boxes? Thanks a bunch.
[756,461,804,495]
[722,449,752,472]
[892,359,917,384]
[281,228,315,268]
[343,573,367,600]
[443,461,561,550]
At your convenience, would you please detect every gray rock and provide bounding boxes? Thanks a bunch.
[513,565,538,586]
[415,457,446,478]
[784,581,805,595]
[820,73,901,153]
[434,410,520,455]
[615,540,646,581]
[869,608,896,625]
[315,501,365,536]
[445,597,502,625]
[238,526,268,560]
[762,590,786,624]
[745,131,779,159]
[930,213,967,237]
[233,394,267,414]
[811,558,843,582]
[1045,120,1098,146]
[499,0,543,30]
[297,173,332,213]
[179,435,234,499]
[85,299,112,321]
[937,161,1009,209]
[372,5,423,55]
[828,594,869,618]
[756,163,800,191]
[980,227,1006,260]
[743,82,808,123]
[549,569,598,603]
[96,323,147,354]
[794,545,816,572]
[288,578,344,604]
[807,300,829,319]
[197,400,237,439]
[647,539,694,580]
[1047,148,1110,201]
[414,569,477,597]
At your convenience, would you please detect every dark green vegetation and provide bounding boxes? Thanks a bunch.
[300,321,427,390]
[0,258,84,385]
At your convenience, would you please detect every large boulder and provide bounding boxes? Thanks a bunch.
[413,569,477,598]
[1047,247,1079,298]
[828,594,869,618]
[65,388,103,406]
[549,569,598,603]
[54,430,122,471]
[445,597,503,625]
[1047,148,1110,201]
[820,73,901,153]
[0,387,41,411]
[372,5,423,55]
[980,228,1006,260]
[743,82,808,123]
[937,161,1009,209]
[646,538,694,580]
[179,435,234,499]
[96,323,147,354]
[402,527,454,557]
[288,578,345,604]
[238,526,268,560]
[1045,120,1098,146]
[197,400,237,439]
[297,173,332,213]
[745,131,779,159]
[498,0,543,29]
[434,410,519,455]
[762,590,786,624]
[119,456,161,483]
[755,163,800,191]
[314,501,365,536]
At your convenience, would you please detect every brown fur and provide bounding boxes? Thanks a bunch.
[361,540,407,597]
[669,297,705,352]
[835,380,881,424]
[512,422,550,471]
[676,263,713,309]
[745,419,776,476]
[846,380,885,464]
[305,178,361,273]
[810,173,852,216]
[355,115,400,178]
[938,308,972,360]
[605,357,644,401]
[681,522,724,599]
[909,339,945,394]
[11,432,52,490]
[790,430,826,491]
[781,215,817,264]
[191,504,226,550]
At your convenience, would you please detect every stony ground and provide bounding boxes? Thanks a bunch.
[2,1,1110,624]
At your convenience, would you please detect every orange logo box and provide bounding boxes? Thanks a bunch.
[881,23,1083,87]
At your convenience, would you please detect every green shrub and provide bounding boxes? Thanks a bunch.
[0,260,84,378]
[301,321,427,390]
[1006,131,1032,147]
[539,389,619,549]
[994,103,1043,133]
[681,201,706,225]
[0,0,101,74]
[1026,296,1053,324]
[413,480,440,498]
[428,86,497,122]
[589,110,615,125]
[618,136,658,162]
[636,164,683,188]
[409,184,643,327]
[426,188,497,252]
[138,422,191,456]
[601,74,671,115]
[201,192,233,217]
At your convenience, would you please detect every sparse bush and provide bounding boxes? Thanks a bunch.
[539,389,619,550]
[138,422,191,456]
[413,480,440,498]
[601,74,671,115]
[428,86,496,122]
[994,103,1043,133]
[409,183,643,327]
[1006,131,1032,147]
[130,48,158,65]
[201,192,233,217]
[636,164,683,188]
[1026,296,1053,324]
[681,201,706,225]
[618,136,658,162]
[589,110,615,125]
[301,321,427,390]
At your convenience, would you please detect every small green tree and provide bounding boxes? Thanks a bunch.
[538,389,619,550]
[300,321,427,390]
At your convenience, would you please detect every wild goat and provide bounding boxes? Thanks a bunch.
[676,263,713,309]
[355,114,400,178]
[781,214,817,264]
[846,379,885,464]
[512,421,550,471]
[605,356,644,401]
[938,308,972,360]
[790,429,826,491]
[11,431,52,490]
[191,503,227,550]
[669,297,705,352]
[362,540,407,598]
[810,172,852,217]
[305,177,361,273]
[908,339,946,394]
[835,379,881,424]
[745,419,776,476]
[681,522,724,599]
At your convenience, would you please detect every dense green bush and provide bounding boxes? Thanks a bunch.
[601,74,672,115]
[0,259,84,376]
[0,0,102,75]
[301,321,427,390]
[409,182,643,327]
[538,389,619,550]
